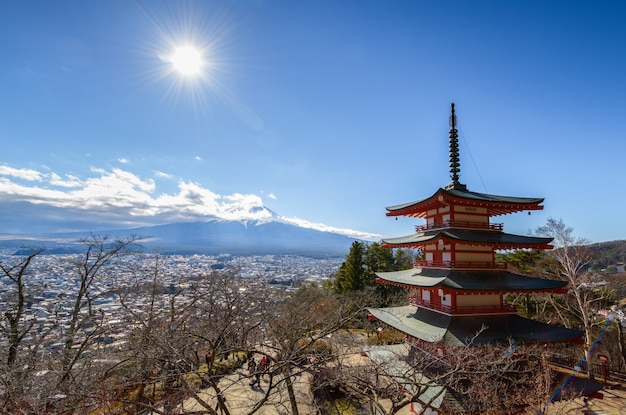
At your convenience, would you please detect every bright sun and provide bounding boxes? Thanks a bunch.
[170,45,204,76]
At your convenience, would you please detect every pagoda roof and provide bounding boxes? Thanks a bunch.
[386,187,545,218]
[368,306,583,346]
[381,229,553,250]
[375,268,567,292]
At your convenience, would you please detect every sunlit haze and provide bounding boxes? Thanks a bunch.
[0,1,625,243]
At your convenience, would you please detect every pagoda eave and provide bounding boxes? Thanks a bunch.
[385,188,545,218]
[368,306,584,346]
[376,277,569,295]
[382,240,554,251]
[386,208,428,219]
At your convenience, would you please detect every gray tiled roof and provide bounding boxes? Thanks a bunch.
[368,306,583,346]
[375,268,567,291]
[382,229,553,247]
[386,187,544,215]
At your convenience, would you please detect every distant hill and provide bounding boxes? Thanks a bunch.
[587,240,626,270]
[0,219,361,257]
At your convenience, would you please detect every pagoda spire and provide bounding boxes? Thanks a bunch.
[445,102,466,190]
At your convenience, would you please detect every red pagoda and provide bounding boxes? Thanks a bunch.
[368,103,583,348]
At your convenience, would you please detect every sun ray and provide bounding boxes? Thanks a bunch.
[127,2,246,126]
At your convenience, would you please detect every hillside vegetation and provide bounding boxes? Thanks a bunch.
[588,240,626,271]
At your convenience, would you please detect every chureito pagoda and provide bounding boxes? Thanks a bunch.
[366,103,603,413]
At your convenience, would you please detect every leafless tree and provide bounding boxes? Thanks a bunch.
[0,236,140,414]
[53,235,140,404]
[0,247,49,413]
[0,248,403,415]
[314,330,561,415]
[257,285,372,415]
[536,217,608,378]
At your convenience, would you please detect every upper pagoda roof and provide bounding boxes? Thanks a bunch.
[375,268,567,292]
[386,187,545,218]
[381,228,553,250]
[368,305,583,346]
[386,103,545,218]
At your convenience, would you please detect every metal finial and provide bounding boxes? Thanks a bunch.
[449,103,460,185]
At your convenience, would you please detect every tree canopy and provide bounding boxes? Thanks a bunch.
[332,241,414,299]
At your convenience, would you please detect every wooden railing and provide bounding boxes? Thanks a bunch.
[415,220,503,233]
[409,297,517,315]
[413,260,507,270]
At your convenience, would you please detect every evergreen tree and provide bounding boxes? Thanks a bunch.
[333,242,415,296]
[496,249,545,276]
[333,241,367,294]
[393,248,415,270]
[364,242,395,285]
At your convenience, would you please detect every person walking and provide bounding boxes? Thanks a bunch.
[248,357,259,387]
[258,356,268,381]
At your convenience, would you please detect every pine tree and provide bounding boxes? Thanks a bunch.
[333,241,366,294]
[364,242,395,284]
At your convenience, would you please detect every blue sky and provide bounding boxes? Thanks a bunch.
[1,1,625,243]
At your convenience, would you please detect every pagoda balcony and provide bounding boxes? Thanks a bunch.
[415,220,503,233]
[413,260,508,270]
[409,297,518,316]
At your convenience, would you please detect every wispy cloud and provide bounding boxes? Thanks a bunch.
[0,166,43,181]
[49,172,83,188]
[154,170,173,179]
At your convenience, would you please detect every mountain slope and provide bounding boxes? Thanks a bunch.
[0,219,360,257]
[134,220,359,255]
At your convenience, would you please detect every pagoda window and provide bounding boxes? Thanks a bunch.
[441,293,452,307]
[426,217,434,227]
[427,208,438,216]
[438,205,450,214]
[442,213,451,226]
[442,251,452,264]
[422,290,431,302]
[425,252,434,263]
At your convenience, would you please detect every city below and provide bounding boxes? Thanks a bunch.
[0,250,344,351]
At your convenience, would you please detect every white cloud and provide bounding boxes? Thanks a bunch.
[154,170,173,179]
[118,158,129,164]
[267,192,277,200]
[48,173,83,188]
[0,166,43,181]
[195,155,202,161]
[0,164,376,238]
